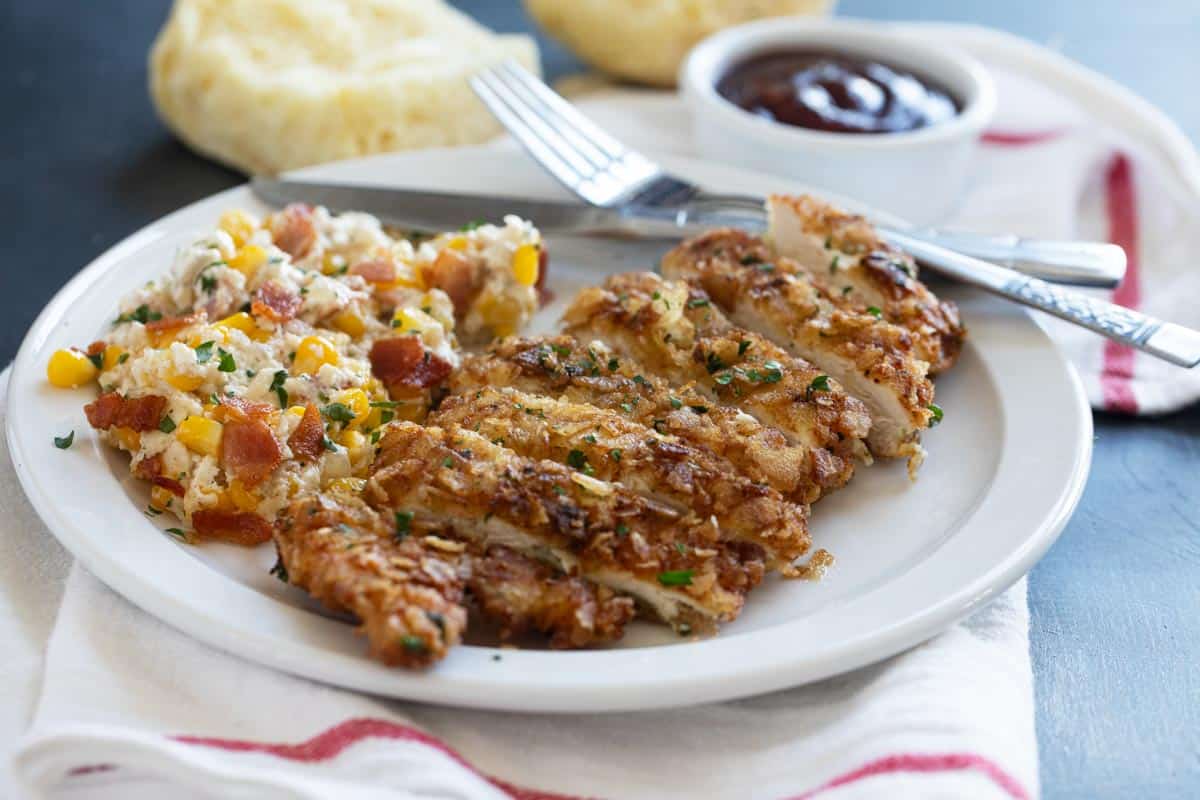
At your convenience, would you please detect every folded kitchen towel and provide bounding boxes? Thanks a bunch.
[11,20,1200,800]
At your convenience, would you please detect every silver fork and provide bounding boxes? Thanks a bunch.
[470,60,1200,368]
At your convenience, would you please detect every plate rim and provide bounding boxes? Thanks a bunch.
[6,145,1092,712]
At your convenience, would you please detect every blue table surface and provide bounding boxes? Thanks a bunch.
[5,2,1198,797]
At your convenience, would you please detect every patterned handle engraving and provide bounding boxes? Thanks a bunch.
[1006,277,1161,346]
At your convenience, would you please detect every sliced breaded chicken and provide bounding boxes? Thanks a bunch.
[466,545,635,649]
[451,336,854,503]
[275,492,468,668]
[431,386,811,567]
[660,233,936,470]
[562,272,873,464]
[367,421,765,632]
[767,194,964,373]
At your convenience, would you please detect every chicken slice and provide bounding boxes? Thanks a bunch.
[767,194,965,374]
[659,233,936,470]
[432,386,811,568]
[562,272,873,463]
[466,545,635,649]
[367,421,765,633]
[275,492,468,668]
[451,336,853,503]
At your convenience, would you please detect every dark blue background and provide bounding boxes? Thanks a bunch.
[3,2,1198,796]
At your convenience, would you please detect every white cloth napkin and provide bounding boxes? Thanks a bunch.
[9,21,1200,800]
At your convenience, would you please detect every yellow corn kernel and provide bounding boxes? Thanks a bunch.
[115,427,141,451]
[339,428,366,451]
[391,262,425,289]
[512,243,540,287]
[46,348,98,388]
[228,244,268,278]
[327,476,366,495]
[322,253,348,275]
[333,388,370,427]
[446,236,468,251]
[218,209,257,247]
[167,372,205,392]
[215,312,270,342]
[228,479,259,512]
[292,335,339,375]
[102,345,126,371]
[392,307,441,338]
[330,309,366,338]
[177,416,223,457]
[150,485,176,511]
[285,404,307,419]
[477,293,521,338]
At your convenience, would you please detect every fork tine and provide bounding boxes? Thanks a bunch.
[495,60,625,168]
[470,70,588,195]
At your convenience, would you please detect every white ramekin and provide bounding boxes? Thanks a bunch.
[680,18,996,224]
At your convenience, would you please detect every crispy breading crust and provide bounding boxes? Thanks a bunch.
[767,194,965,373]
[275,493,468,668]
[432,386,812,566]
[467,546,635,648]
[368,421,764,629]
[451,336,852,503]
[660,231,934,467]
[562,272,872,460]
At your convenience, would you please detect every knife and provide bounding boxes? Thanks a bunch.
[252,178,1125,288]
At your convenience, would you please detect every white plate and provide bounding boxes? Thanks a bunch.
[6,146,1091,712]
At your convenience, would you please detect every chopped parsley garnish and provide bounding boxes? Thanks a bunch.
[757,262,776,272]
[866,306,883,319]
[145,506,163,517]
[53,431,74,449]
[615,523,630,536]
[442,456,455,468]
[369,400,403,409]
[566,449,588,471]
[675,542,688,555]
[713,371,734,386]
[928,403,944,427]
[217,348,236,372]
[609,449,622,462]
[200,273,217,293]
[322,436,337,452]
[370,430,382,444]
[687,297,710,309]
[321,402,356,424]
[607,358,619,372]
[552,485,567,496]
[114,304,162,325]
[269,556,289,582]
[583,433,598,444]
[758,360,784,383]
[459,219,485,231]
[632,374,647,385]
[269,370,289,408]
[808,375,831,395]
[194,340,215,363]
[165,528,186,539]
[669,396,683,409]
[689,405,709,414]
[620,402,634,413]
[118,352,129,364]
[657,569,694,587]
[86,351,104,371]
[551,343,571,358]
[739,254,761,265]
[379,409,394,425]
[394,510,413,540]
[158,415,176,434]
[400,635,428,653]
[841,286,853,296]
[652,419,667,433]
[738,340,751,356]
[705,352,726,374]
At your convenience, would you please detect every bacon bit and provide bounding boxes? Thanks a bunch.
[133,453,162,481]
[350,257,397,284]
[424,248,477,314]
[221,418,282,487]
[271,204,317,258]
[251,281,301,323]
[287,403,325,462]
[192,509,273,546]
[84,392,168,432]
[368,336,453,391]
[153,475,186,497]
[535,246,552,305]
[145,312,205,334]
[85,340,106,357]
[213,395,275,423]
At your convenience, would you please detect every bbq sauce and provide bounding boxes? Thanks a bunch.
[717,50,960,134]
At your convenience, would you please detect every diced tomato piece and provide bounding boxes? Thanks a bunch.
[251,281,301,323]
[287,403,325,462]
[350,257,396,284]
[192,509,273,546]
[271,204,317,258]
[220,418,282,487]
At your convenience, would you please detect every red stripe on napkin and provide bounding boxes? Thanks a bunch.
[789,752,1030,800]
[981,129,1066,146]
[1100,153,1140,413]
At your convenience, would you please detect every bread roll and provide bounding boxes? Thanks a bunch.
[150,0,539,174]
[525,0,832,87]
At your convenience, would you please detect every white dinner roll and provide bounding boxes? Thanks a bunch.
[150,0,540,174]
[525,0,832,87]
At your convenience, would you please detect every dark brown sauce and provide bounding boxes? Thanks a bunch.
[717,50,960,134]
